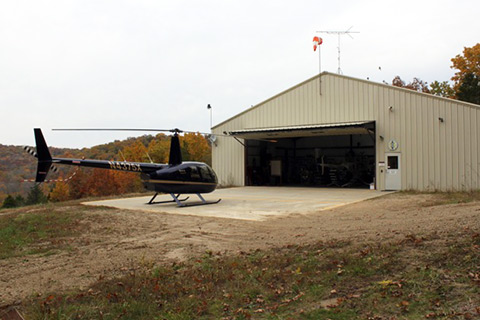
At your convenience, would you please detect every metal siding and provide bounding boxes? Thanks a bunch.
[402,96,413,189]
[452,104,459,189]
[415,95,423,190]
[376,86,386,190]
[335,76,341,121]
[446,102,453,189]
[472,108,478,189]
[459,106,467,189]
[400,92,407,189]
[433,98,441,190]
[465,108,472,189]
[213,73,480,191]
[326,76,332,121]
[439,100,447,191]
[427,98,435,190]
[422,96,429,190]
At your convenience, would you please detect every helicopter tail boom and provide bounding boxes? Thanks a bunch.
[34,128,53,183]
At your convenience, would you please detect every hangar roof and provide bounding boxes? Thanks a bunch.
[213,72,480,130]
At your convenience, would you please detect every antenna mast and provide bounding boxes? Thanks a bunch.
[317,26,359,74]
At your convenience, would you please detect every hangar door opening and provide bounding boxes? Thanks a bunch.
[230,121,376,188]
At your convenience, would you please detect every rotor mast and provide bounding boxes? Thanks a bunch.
[317,27,359,74]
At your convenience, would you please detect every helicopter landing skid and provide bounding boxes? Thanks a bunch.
[147,193,189,205]
[171,193,221,207]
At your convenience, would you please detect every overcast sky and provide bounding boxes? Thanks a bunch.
[1,0,479,148]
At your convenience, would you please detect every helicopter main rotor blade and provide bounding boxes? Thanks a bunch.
[53,128,180,133]
[52,128,275,141]
[52,128,278,142]
[52,128,231,136]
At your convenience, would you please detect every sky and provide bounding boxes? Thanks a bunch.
[1,0,479,149]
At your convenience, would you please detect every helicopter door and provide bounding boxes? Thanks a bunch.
[385,153,401,190]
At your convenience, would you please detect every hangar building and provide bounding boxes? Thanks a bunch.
[212,72,480,191]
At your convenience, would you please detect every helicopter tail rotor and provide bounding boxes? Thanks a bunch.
[34,128,53,183]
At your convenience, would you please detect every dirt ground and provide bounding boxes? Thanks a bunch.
[1,192,480,307]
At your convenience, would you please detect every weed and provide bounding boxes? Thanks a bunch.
[0,205,86,259]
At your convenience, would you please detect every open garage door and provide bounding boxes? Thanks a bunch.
[227,121,376,189]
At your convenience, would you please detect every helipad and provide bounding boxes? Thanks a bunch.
[84,187,389,221]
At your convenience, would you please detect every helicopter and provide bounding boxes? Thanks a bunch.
[31,128,221,207]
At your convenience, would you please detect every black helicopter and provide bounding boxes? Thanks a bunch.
[32,128,221,207]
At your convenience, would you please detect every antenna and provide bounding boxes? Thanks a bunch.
[317,26,359,74]
[119,150,127,162]
[145,151,154,163]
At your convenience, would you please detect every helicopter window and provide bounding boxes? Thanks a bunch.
[199,166,212,180]
[179,169,186,175]
[207,166,217,182]
[190,167,201,179]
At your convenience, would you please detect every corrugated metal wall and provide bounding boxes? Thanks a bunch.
[212,72,480,191]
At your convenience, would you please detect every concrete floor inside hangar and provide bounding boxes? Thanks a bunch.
[83,187,391,221]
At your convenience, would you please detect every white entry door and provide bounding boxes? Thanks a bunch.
[385,153,401,190]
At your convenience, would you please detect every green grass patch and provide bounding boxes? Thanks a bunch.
[0,205,85,259]
[22,229,480,319]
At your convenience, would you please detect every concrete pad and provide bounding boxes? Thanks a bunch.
[83,187,390,221]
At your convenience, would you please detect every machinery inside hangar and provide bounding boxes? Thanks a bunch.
[231,121,376,188]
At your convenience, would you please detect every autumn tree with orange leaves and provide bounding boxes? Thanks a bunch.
[49,177,70,202]
[450,43,480,104]
[181,132,212,165]
[147,134,171,164]
[392,76,430,93]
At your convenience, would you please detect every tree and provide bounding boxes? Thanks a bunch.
[181,133,212,165]
[15,195,25,207]
[26,184,48,205]
[148,134,171,164]
[392,76,406,88]
[122,141,149,162]
[112,170,143,194]
[429,80,455,98]
[49,180,71,202]
[391,76,430,93]
[456,73,480,105]
[2,195,17,208]
[451,43,480,104]
[67,168,90,199]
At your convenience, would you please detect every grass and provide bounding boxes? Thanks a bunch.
[0,204,86,259]
[400,190,480,206]
[21,229,480,319]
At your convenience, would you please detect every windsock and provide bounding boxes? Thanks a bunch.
[313,36,323,51]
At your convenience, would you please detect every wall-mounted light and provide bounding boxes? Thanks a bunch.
[389,106,393,112]
[379,135,384,140]
[208,134,218,147]
[439,117,444,123]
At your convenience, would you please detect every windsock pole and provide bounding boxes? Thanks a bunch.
[313,36,323,95]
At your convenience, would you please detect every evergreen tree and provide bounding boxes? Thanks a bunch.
[2,195,17,208]
[14,195,25,206]
[26,184,48,205]
[456,73,480,105]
